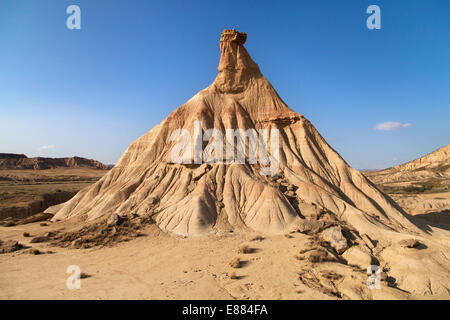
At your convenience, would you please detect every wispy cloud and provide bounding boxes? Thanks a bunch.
[38,145,56,151]
[374,122,412,131]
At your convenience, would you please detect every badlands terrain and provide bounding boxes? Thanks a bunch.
[0,30,448,300]
[365,144,450,229]
[0,154,110,222]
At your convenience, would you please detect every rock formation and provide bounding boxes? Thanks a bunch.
[365,144,450,216]
[366,144,450,184]
[48,30,422,238]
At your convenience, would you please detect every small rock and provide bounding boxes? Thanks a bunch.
[298,203,322,220]
[29,248,42,255]
[317,212,339,224]
[23,232,31,237]
[107,214,121,226]
[293,219,325,234]
[399,239,421,248]
[30,236,48,243]
[285,190,296,198]
[270,174,282,181]
[18,213,53,225]
[321,226,348,254]
[71,239,83,248]
[40,223,48,227]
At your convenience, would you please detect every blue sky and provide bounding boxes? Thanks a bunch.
[0,0,449,169]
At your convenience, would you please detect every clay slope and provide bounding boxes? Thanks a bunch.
[365,144,450,185]
[0,154,110,170]
[48,30,420,238]
[365,144,450,216]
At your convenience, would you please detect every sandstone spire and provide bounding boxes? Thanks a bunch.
[213,29,262,93]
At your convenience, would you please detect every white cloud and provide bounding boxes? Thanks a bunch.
[374,122,412,131]
[38,145,56,151]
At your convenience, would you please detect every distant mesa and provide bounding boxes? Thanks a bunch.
[0,153,28,159]
[0,153,110,170]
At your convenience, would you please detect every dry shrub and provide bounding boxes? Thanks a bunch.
[251,235,264,241]
[238,244,253,254]
[50,214,154,249]
[29,248,42,255]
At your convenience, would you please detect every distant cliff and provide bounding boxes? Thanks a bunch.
[0,153,28,159]
[0,154,110,170]
[365,144,450,184]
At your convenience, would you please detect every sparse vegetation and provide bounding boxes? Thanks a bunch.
[29,248,42,255]
[250,235,264,241]
[238,244,253,254]
[432,164,450,173]
[50,214,154,249]
[381,179,443,194]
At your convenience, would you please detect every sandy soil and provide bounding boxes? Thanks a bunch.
[1,219,448,300]
[0,221,326,299]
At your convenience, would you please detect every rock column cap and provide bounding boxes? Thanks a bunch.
[220,29,247,45]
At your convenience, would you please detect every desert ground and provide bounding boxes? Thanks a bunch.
[1,197,449,300]
[0,217,448,300]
